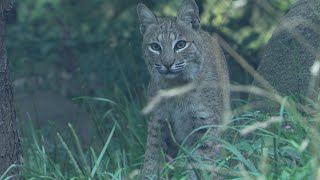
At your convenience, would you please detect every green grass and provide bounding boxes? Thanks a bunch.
[1,84,320,179]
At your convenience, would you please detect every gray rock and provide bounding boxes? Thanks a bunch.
[249,0,320,113]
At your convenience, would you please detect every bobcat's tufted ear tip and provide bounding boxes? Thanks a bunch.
[177,0,200,30]
[136,3,146,12]
[137,3,157,35]
[183,0,198,6]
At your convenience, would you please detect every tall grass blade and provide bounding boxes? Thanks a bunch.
[68,123,90,175]
[220,140,258,174]
[0,164,19,180]
[57,133,83,177]
[73,96,116,105]
[91,124,116,178]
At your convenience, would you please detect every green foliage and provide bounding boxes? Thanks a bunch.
[8,0,146,97]
[6,0,293,95]
[17,90,147,179]
[5,0,318,179]
[7,91,319,179]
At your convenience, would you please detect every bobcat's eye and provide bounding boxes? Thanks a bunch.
[175,40,187,50]
[150,43,161,51]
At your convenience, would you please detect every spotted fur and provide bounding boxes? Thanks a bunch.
[137,0,230,179]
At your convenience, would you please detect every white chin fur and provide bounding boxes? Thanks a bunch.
[164,74,178,79]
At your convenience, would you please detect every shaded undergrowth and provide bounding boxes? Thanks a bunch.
[1,88,318,180]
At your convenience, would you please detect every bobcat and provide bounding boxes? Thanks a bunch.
[137,0,230,178]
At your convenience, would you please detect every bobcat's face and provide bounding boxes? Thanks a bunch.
[138,0,202,81]
[143,18,202,80]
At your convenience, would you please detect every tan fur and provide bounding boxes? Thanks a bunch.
[137,0,230,178]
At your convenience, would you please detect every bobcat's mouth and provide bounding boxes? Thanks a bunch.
[158,70,182,74]
[160,70,182,79]
[155,61,185,77]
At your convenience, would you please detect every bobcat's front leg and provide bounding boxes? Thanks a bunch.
[142,117,163,179]
[188,113,222,179]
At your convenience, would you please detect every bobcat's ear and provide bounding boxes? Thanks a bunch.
[137,3,157,35]
[177,0,200,30]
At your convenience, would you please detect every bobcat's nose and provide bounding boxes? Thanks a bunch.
[162,60,175,70]
[164,63,174,70]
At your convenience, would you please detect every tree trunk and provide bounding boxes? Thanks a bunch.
[0,0,22,178]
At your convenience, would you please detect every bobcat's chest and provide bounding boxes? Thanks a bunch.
[159,94,209,143]
[161,97,191,142]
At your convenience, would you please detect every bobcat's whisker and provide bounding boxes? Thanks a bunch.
[175,62,185,66]
[174,65,185,68]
